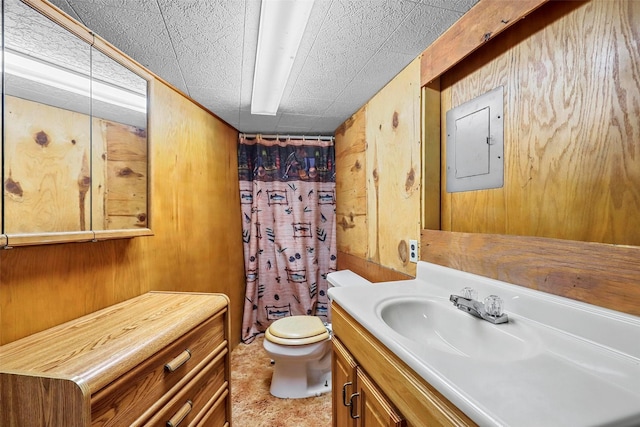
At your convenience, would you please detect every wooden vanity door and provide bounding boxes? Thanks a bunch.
[354,367,405,427]
[332,338,358,427]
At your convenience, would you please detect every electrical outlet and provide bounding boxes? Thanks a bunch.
[409,239,418,263]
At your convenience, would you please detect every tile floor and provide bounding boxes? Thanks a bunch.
[230,335,332,427]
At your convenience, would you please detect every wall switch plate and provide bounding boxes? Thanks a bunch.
[409,239,418,263]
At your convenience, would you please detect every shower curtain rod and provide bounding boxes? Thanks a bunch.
[240,133,334,142]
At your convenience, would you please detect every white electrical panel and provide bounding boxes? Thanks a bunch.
[446,86,504,193]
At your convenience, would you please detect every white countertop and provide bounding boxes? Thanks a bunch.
[328,262,640,427]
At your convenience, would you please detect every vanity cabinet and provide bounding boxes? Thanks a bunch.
[333,338,405,427]
[331,302,476,427]
[333,338,358,427]
[0,292,231,426]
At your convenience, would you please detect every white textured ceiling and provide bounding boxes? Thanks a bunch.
[49,0,479,135]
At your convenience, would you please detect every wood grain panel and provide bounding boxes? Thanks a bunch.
[335,107,368,258]
[420,229,640,316]
[420,0,549,86]
[440,0,640,246]
[365,58,421,275]
[102,121,148,230]
[92,117,108,230]
[3,96,92,233]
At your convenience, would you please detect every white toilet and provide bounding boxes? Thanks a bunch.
[263,270,372,399]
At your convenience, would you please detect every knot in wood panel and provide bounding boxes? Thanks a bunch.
[339,216,355,231]
[405,168,415,192]
[34,130,50,147]
[5,176,24,198]
[398,239,408,264]
[77,175,91,189]
[118,167,143,178]
[392,111,399,129]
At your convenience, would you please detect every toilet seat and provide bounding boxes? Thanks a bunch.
[265,316,330,345]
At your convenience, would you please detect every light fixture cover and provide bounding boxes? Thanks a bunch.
[4,50,146,113]
[251,0,315,116]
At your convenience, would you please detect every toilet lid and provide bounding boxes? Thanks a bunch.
[266,316,330,345]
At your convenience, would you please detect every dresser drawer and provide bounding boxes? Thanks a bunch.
[141,350,228,427]
[193,390,229,427]
[91,312,226,427]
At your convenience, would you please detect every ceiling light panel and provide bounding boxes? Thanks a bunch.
[251,0,315,116]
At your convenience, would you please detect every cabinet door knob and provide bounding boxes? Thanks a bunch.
[166,400,192,427]
[165,349,192,372]
[349,393,360,419]
[342,381,353,407]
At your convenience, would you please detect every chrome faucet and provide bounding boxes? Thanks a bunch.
[449,288,509,324]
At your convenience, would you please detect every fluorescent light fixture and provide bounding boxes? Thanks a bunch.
[251,0,314,115]
[3,50,146,114]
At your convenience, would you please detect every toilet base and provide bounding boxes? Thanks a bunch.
[269,353,332,399]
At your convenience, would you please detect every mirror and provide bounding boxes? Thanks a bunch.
[2,0,149,244]
[90,47,148,232]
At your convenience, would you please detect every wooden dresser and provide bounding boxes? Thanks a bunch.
[0,291,231,426]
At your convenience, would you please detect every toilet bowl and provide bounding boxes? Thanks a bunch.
[263,315,332,398]
[263,270,372,399]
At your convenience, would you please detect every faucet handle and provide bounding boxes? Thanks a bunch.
[461,287,477,300]
[484,295,504,317]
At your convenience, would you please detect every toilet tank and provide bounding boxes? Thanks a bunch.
[327,270,372,290]
[326,270,371,321]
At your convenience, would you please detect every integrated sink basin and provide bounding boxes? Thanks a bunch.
[377,297,541,362]
[328,262,640,427]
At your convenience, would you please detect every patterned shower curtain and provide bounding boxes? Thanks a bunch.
[238,135,337,343]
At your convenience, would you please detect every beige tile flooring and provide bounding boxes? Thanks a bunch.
[230,335,332,427]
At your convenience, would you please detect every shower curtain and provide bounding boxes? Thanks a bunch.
[238,135,337,343]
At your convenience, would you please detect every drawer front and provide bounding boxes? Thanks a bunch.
[193,392,229,427]
[91,313,226,427]
[141,351,228,427]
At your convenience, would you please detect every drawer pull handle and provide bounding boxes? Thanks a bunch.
[349,393,360,419]
[165,349,192,372]
[166,400,192,427]
[342,381,353,407]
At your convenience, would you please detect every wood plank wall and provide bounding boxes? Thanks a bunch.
[0,81,246,347]
[420,0,549,86]
[336,107,368,260]
[335,58,422,280]
[421,229,640,317]
[439,0,640,246]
